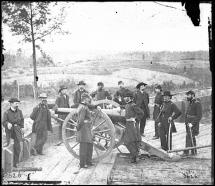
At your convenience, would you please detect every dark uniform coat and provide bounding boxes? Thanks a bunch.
[54,93,70,119]
[185,98,202,136]
[113,87,130,106]
[30,104,53,153]
[159,101,181,134]
[73,89,88,108]
[123,102,144,145]
[2,108,24,165]
[91,89,112,100]
[153,92,163,120]
[133,90,150,118]
[76,103,93,143]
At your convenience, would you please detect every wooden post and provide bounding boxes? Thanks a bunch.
[17,80,20,100]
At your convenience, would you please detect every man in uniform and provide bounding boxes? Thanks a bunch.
[152,85,163,139]
[54,85,70,144]
[133,82,150,137]
[183,90,202,156]
[30,93,53,155]
[123,90,145,163]
[113,81,130,107]
[157,91,181,151]
[91,82,112,101]
[2,98,24,167]
[72,81,88,108]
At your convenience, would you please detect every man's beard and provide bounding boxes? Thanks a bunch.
[14,106,18,110]
[80,88,84,91]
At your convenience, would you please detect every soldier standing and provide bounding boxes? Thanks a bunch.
[72,81,88,108]
[113,81,130,107]
[133,82,150,137]
[2,98,24,167]
[183,90,202,156]
[152,85,163,139]
[30,93,53,155]
[158,91,181,151]
[123,90,145,163]
[91,82,112,101]
[54,85,70,144]
[76,93,95,170]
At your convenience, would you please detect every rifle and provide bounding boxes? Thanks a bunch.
[155,104,164,123]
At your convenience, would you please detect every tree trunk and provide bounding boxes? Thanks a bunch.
[30,3,38,99]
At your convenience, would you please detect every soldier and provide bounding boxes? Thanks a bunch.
[54,85,70,145]
[158,91,181,151]
[30,93,53,155]
[123,90,145,163]
[91,82,112,101]
[133,82,150,137]
[152,85,163,140]
[2,98,24,167]
[76,93,97,170]
[72,81,88,108]
[183,90,202,156]
[113,81,130,107]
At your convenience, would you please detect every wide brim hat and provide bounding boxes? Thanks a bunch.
[185,90,195,95]
[136,82,147,89]
[59,85,67,93]
[77,81,86,86]
[8,98,20,103]
[39,93,48,98]
[163,91,174,97]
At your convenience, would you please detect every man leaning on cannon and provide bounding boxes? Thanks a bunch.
[123,90,145,163]
[30,93,53,155]
[2,98,24,168]
[182,90,202,156]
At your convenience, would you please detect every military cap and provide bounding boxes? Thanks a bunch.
[136,82,147,89]
[81,92,91,101]
[77,81,86,86]
[39,93,48,98]
[185,90,195,95]
[124,90,134,98]
[155,85,162,90]
[59,85,67,93]
[163,91,174,97]
[97,82,104,86]
[118,81,123,85]
[8,98,20,103]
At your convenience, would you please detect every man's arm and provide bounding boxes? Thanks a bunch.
[105,90,112,100]
[76,107,86,131]
[171,103,182,120]
[30,107,39,121]
[2,111,8,128]
[19,110,24,128]
[194,101,202,123]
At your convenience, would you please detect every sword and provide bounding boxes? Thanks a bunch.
[188,123,194,148]
[168,121,172,151]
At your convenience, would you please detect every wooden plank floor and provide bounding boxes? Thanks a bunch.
[3,119,211,184]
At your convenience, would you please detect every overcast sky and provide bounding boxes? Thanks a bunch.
[2,2,212,62]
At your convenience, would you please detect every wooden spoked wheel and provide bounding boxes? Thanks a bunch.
[93,99,126,149]
[62,108,116,161]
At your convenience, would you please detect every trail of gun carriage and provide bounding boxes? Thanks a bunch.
[1,2,212,185]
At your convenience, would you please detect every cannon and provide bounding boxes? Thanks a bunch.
[50,99,181,162]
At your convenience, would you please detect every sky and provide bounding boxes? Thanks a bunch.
[2,2,212,62]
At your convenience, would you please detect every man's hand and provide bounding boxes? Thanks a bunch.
[97,106,102,111]
[168,117,173,123]
[158,122,161,127]
[188,123,193,128]
[7,123,12,130]
[50,110,55,115]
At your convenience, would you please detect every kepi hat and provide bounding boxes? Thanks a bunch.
[77,81,86,86]
[185,90,195,95]
[155,85,162,91]
[163,91,175,98]
[136,82,147,89]
[124,90,134,98]
[8,98,20,103]
[97,82,104,86]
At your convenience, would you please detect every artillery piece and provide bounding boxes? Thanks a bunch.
[50,99,181,162]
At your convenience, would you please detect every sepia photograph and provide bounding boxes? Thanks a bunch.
[1,1,213,185]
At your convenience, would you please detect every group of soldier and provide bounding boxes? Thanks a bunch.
[2,79,202,169]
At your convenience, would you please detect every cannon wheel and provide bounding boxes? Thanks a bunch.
[93,99,125,149]
[62,108,116,161]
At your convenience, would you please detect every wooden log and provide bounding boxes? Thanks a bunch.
[22,138,31,161]
[13,167,42,172]
[168,144,211,153]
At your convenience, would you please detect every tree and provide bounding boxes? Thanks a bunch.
[2,1,69,98]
